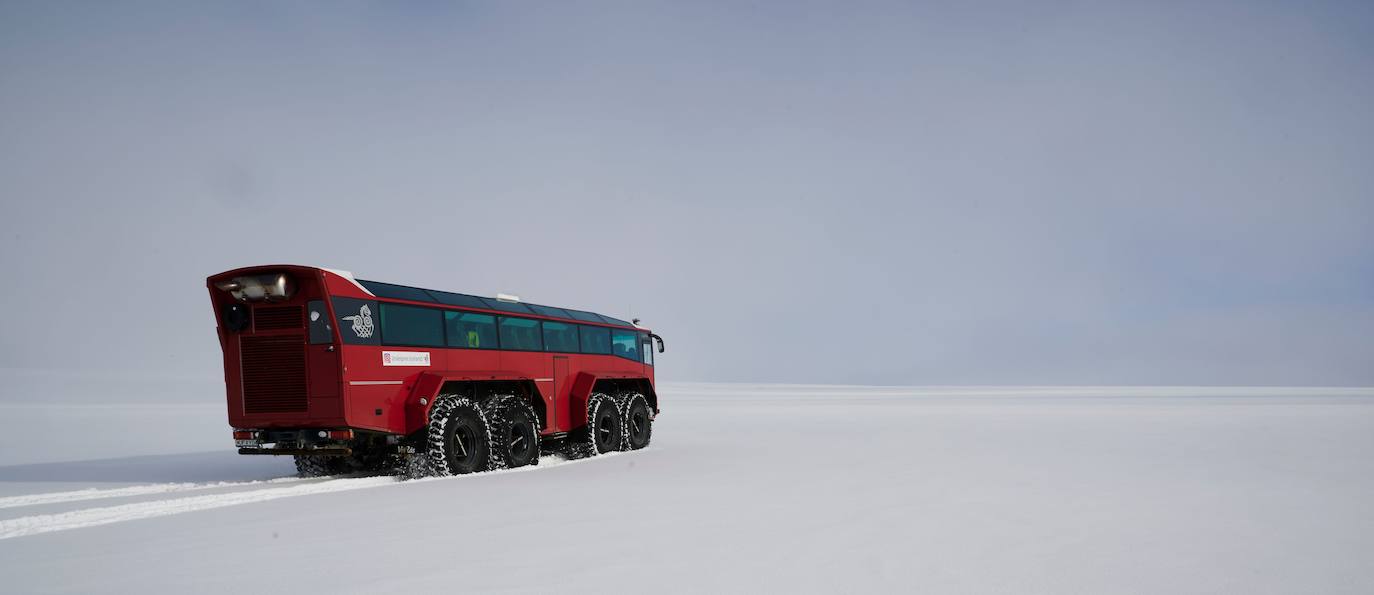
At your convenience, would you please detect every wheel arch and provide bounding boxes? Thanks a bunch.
[597,377,657,413]
[408,372,548,434]
[568,372,658,430]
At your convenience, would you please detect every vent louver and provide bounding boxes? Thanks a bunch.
[254,306,302,331]
[240,334,307,414]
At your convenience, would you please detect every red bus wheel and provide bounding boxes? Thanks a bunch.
[587,393,623,455]
[622,393,653,450]
[294,455,332,478]
[426,396,491,475]
[484,395,541,470]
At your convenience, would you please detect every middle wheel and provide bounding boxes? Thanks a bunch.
[484,395,541,470]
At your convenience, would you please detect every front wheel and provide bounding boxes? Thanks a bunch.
[622,393,653,450]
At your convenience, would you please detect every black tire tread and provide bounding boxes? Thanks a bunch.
[425,394,491,476]
[293,454,332,478]
[483,394,542,470]
[620,392,653,450]
[563,392,608,459]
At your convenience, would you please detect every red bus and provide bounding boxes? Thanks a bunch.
[207,265,663,477]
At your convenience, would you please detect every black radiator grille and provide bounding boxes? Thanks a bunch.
[254,306,302,331]
[240,334,307,414]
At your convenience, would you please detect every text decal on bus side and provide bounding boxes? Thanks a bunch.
[382,351,431,366]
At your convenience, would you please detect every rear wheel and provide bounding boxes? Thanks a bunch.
[621,393,653,450]
[334,443,391,474]
[392,446,430,479]
[293,454,333,478]
[484,395,541,470]
[426,395,491,476]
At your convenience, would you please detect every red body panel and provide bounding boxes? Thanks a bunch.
[208,265,657,437]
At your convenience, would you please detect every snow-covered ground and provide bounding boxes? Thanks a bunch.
[2,381,1373,593]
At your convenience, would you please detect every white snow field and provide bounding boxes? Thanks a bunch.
[2,381,1374,594]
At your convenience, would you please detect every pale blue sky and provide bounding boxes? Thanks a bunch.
[1,1,1371,385]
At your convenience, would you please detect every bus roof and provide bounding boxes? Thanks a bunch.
[354,278,638,329]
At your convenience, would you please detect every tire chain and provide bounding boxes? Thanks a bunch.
[566,392,619,459]
[482,394,542,470]
[620,392,651,450]
[424,393,490,477]
[398,390,639,477]
[294,455,332,478]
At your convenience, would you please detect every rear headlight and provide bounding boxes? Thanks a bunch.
[222,304,250,332]
[232,430,259,440]
[328,429,354,440]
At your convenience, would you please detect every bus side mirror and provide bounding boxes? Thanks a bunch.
[651,333,665,353]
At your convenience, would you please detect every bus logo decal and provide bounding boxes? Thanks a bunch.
[382,351,431,366]
[341,304,374,338]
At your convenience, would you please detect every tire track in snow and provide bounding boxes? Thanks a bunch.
[0,477,313,510]
[0,451,630,540]
[0,476,399,540]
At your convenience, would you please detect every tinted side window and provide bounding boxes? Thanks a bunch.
[579,325,611,354]
[611,329,638,361]
[498,317,543,351]
[308,300,333,344]
[332,297,380,345]
[446,311,497,349]
[543,321,580,352]
[380,303,444,347]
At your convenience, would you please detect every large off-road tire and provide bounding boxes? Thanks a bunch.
[567,392,622,459]
[426,395,491,476]
[621,392,653,450]
[293,454,335,478]
[484,395,541,470]
[329,443,391,474]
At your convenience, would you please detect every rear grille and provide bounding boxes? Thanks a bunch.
[254,306,302,331]
[240,334,307,414]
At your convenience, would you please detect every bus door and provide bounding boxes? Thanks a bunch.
[305,299,342,416]
[551,356,569,433]
[639,332,653,371]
